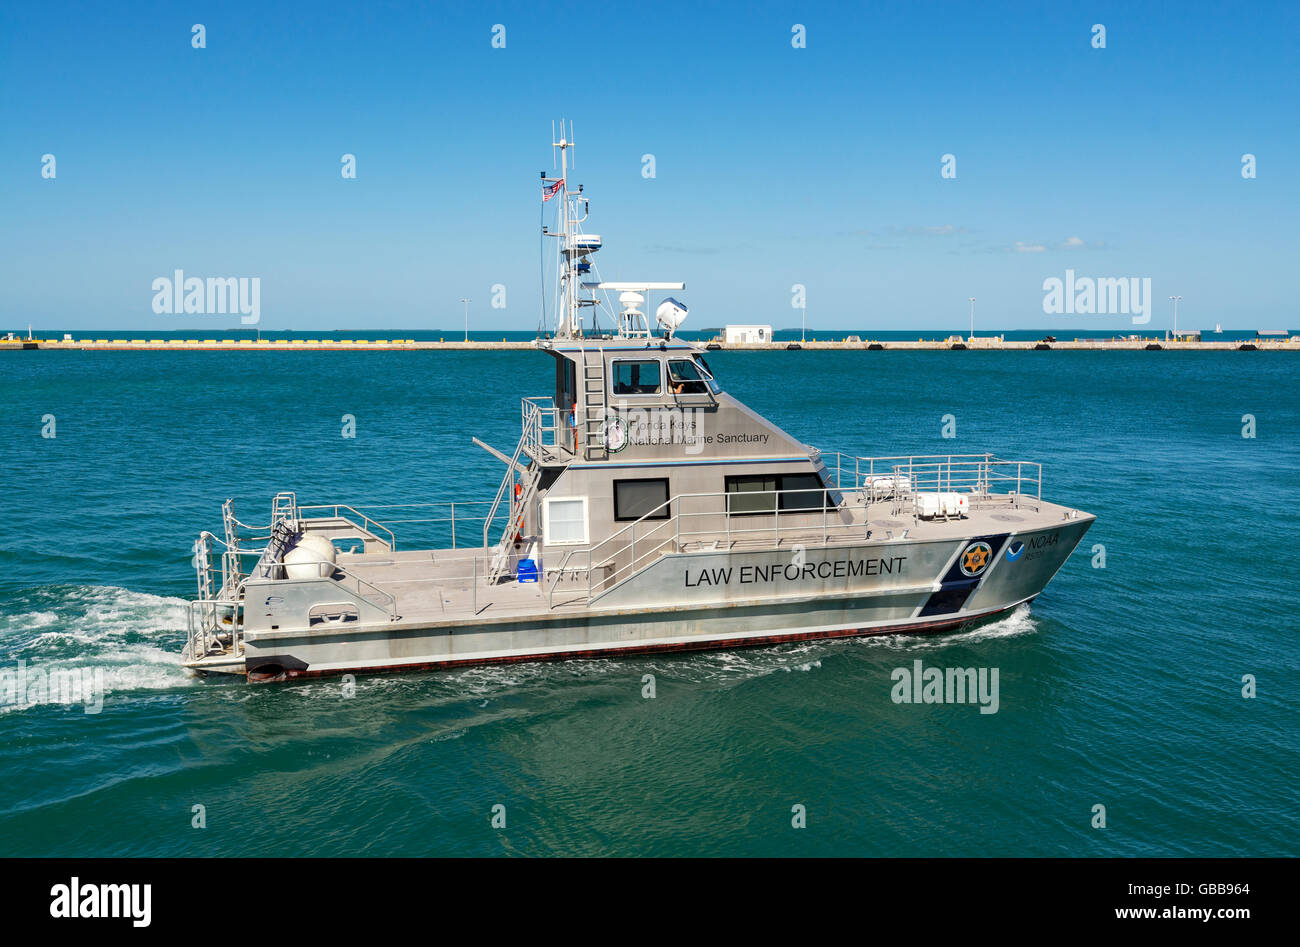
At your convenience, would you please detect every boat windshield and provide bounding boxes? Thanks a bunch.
[692,355,721,394]
[668,358,708,395]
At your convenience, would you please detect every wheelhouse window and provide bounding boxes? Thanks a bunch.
[725,475,777,514]
[667,358,708,395]
[611,359,662,396]
[694,355,721,394]
[613,478,670,521]
[543,496,589,545]
[725,473,831,514]
[776,473,828,511]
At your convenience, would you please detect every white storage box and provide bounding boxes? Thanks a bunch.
[916,492,968,519]
[940,493,968,517]
[915,493,942,518]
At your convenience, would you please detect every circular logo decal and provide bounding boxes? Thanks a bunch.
[1005,540,1025,562]
[602,416,628,453]
[959,541,992,577]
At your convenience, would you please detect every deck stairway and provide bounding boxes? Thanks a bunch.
[486,462,542,584]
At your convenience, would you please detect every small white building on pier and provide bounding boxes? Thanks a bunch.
[724,324,772,344]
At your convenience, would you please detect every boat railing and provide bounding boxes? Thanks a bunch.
[818,451,995,490]
[522,396,571,460]
[483,416,537,553]
[320,500,493,549]
[318,560,399,620]
[295,503,398,551]
[886,458,1043,512]
[818,451,1042,504]
[547,486,861,607]
[544,453,1046,606]
[185,597,243,662]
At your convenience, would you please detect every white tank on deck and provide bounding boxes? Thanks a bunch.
[282,533,337,579]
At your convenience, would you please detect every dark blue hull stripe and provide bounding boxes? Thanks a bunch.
[918,533,1010,617]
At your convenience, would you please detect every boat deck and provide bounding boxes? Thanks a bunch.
[333,493,1074,627]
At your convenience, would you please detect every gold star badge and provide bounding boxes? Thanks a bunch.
[962,544,990,574]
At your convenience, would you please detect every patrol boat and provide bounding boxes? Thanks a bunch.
[181,128,1095,682]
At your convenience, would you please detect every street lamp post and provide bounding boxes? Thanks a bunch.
[968,297,975,342]
[1169,295,1181,340]
[460,297,471,343]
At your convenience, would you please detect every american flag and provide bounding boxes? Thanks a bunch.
[542,178,564,202]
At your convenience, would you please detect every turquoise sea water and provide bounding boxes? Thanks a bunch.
[0,348,1296,857]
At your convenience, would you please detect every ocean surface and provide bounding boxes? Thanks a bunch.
[0,345,1296,857]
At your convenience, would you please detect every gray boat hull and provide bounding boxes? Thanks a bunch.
[231,518,1092,682]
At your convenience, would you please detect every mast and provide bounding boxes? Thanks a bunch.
[560,126,574,337]
[541,121,681,340]
[542,121,579,339]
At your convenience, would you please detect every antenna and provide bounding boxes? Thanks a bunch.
[552,120,557,169]
[570,121,575,169]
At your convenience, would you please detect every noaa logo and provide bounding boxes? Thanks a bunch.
[958,541,992,577]
[602,416,628,453]
[1005,541,1025,562]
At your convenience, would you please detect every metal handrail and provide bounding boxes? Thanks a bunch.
[548,451,1045,606]
[817,452,1005,491]
[522,395,572,459]
[186,597,242,662]
[482,408,537,552]
[325,560,399,620]
[296,503,398,550]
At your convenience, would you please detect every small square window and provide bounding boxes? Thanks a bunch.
[543,496,589,545]
[614,478,670,521]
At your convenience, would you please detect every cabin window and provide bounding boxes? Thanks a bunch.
[667,359,708,395]
[725,475,778,514]
[725,474,831,514]
[694,355,721,394]
[543,496,589,545]
[611,359,662,396]
[614,478,670,521]
[777,473,828,511]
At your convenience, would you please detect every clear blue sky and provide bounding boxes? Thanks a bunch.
[2,0,1296,332]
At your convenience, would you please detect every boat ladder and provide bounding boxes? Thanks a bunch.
[580,342,608,461]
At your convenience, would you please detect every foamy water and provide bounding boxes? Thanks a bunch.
[0,586,194,712]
